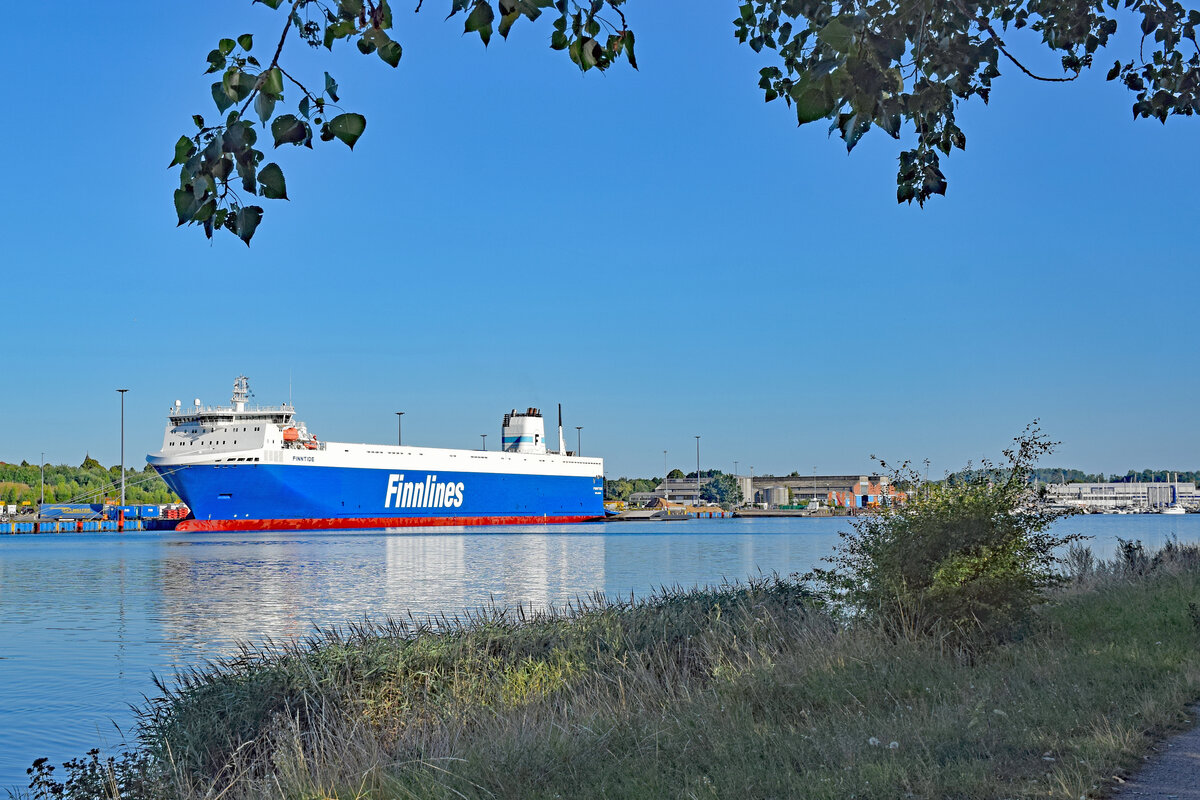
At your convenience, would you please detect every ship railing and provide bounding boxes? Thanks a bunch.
[169,403,296,416]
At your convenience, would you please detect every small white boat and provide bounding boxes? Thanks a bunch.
[1161,504,1187,515]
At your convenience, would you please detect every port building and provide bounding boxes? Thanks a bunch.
[628,474,903,509]
[1044,481,1196,510]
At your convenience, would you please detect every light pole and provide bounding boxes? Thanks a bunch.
[734,460,739,477]
[695,435,701,506]
[480,434,487,451]
[117,389,128,506]
[40,452,44,507]
[575,426,582,455]
[395,411,404,446]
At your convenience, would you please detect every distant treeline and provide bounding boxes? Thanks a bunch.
[1030,468,1200,484]
[604,477,661,502]
[0,457,179,505]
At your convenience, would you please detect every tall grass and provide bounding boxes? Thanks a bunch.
[23,540,1200,800]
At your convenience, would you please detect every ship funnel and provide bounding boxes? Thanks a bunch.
[558,403,565,455]
[501,407,547,454]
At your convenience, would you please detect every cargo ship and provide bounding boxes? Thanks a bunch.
[147,377,605,531]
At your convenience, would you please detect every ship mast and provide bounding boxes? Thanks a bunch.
[231,375,250,413]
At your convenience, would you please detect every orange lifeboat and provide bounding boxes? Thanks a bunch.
[282,427,299,442]
[304,439,319,450]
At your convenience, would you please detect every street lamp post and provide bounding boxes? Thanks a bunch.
[395,411,404,446]
[117,389,129,506]
[480,434,487,451]
[695,435,701,506]
[575,426,582,455]
[40,452,44,507]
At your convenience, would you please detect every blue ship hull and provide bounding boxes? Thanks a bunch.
[156,464,605,531]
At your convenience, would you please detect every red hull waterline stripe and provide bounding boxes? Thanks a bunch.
[176,514,605,532]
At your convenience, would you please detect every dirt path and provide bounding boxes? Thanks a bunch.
[1114,715,1200,799]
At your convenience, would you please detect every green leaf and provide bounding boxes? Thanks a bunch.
[623,29,637,69]
[328,113,366,149]
[258,162,288,199]
[212,155,234,181]
[255,92,277,125]
[377,39,402,67]
[271,114,309,146]
[299,95,311,119]
[578,37,601,69]
[173,189,200,226]
[210,82,232,113]
[219,38,236,56]
[499,9,520,37]
[256,0,283,8]
[192,114,205,128]
[791,75,835,124]
[550,30,569,49]
[205,49,226,74]
[170,135,196,167]
[465,2,495,45]
[357,36,377,54]
[224,120,258,151]
[235,205,263,245]
[222,69,257,104]
[194,198,217,222]
[237,158,258,194]
[1106,60,1121,80]
[817,19,854,53]
[324,72,340,102]
[324,19,357,49]
[238,33,254,51]
[262,67,284,98]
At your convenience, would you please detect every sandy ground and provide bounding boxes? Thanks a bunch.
[1114,713,1200,799]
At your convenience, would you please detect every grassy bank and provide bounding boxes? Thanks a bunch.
[24,539,1200,800]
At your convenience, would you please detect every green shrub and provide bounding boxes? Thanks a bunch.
[807,423,1081,638]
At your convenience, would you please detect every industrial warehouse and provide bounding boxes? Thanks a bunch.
[629,473,905,510]
[1044,479,1197,512]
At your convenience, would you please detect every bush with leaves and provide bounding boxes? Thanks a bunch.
[806,424,1081,638]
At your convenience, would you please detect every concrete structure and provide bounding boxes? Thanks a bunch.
[749,474,902,508]
[1045,481,1197,510]
[629,473,905,509]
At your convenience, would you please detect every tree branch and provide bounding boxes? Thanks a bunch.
[977,18,1079,82]
[240,0,302,116]
[278,65,317,101]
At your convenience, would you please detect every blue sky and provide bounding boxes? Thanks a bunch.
[1,1,1195,479]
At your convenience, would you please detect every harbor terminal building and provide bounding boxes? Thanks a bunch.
[1044,481,1197,510]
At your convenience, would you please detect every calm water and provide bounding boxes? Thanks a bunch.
[1,514,1197,790]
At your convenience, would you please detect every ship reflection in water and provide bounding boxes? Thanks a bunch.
[155,526,614,666]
